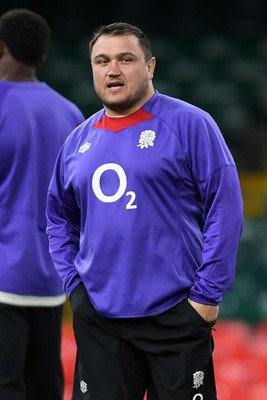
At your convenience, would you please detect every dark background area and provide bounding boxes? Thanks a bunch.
[1,0,267,39]
[2,0,267,172]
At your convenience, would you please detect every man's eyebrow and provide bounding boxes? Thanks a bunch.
[93,52,136,60]
[93,53,106,59]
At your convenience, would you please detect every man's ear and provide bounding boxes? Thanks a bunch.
[36,53,46,69]
[0,41,5,59]
[147,56,156,80]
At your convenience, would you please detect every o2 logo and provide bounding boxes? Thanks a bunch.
[192,395,203,400]
[92,163,137,210]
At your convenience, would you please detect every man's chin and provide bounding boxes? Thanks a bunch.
[103,100,130,113]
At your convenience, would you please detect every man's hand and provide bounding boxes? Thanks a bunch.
[188,298,219,325]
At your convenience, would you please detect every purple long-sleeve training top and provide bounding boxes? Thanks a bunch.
[46,91,243,318]
[0,81,84,304]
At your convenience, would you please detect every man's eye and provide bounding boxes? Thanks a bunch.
[96,59,107,65]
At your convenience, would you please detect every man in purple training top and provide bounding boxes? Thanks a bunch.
[0,8,84,400]
[46,22,243,400]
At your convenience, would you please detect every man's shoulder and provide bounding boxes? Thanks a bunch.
[143,93,211,134]
[152,92,208,117]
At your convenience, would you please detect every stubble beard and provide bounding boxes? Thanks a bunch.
[97,79,150,113]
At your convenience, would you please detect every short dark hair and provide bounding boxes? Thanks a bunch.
[89,22,152,61]
[0,8,50,66]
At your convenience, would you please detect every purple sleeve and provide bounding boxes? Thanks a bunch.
[190,166,243,304]
[186,113,244,304]
[46,147,82,296]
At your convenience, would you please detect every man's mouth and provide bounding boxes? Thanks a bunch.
[107,82,124,88]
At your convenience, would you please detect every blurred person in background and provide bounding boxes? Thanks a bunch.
[0,8,84,400]
[47,22,243,400]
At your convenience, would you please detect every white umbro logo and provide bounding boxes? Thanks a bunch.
[78,142,91,153]
[80,380,88,393]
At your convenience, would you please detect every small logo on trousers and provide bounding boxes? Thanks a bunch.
[80,380,88,393]
[193,370,204,389]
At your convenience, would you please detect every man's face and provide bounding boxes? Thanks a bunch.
[91,34,155,116]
